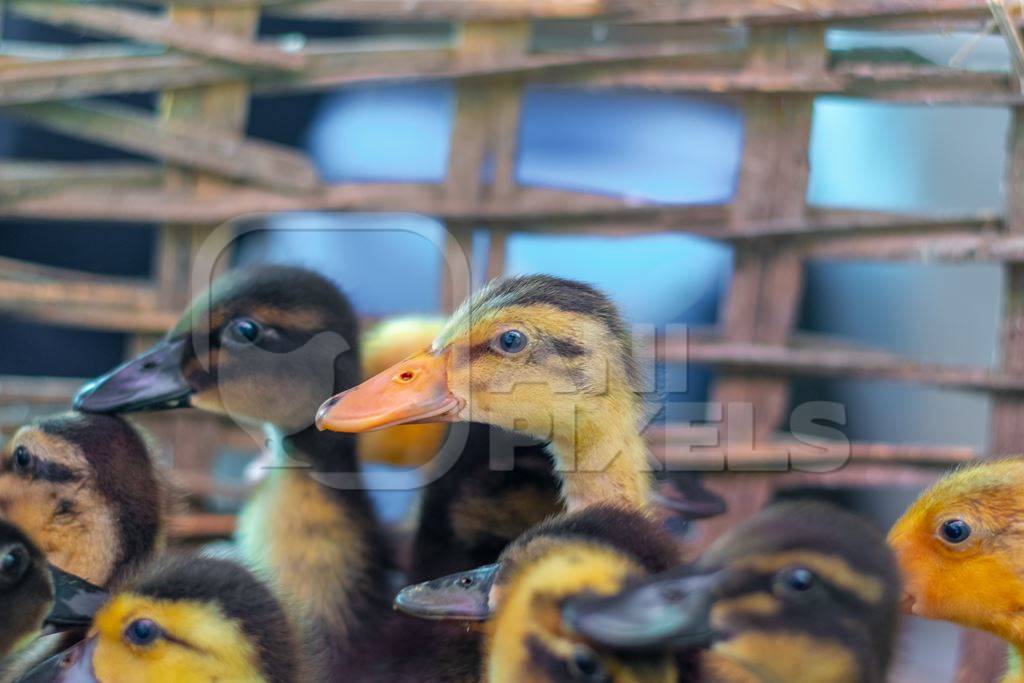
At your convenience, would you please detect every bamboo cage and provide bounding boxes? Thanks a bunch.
[1,1,1024,680]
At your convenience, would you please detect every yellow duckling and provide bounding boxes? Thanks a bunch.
[23,555,298,683]
[888,458,1024,682]
[395,504,683,683]
[318,275,654,512]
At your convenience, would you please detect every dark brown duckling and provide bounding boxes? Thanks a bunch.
[74,266,394,681]
[0,520,107,681]
[568,501,902,683]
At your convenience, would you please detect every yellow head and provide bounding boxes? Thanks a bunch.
[318,275,651,509]
[394,505,682,683]
[0,413,165,586]
[44,556,298,683]
[888,459,1024,642]
[488,542,675,683]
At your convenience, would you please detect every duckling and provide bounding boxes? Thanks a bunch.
[74,265,394,678]
[394,504,684,683]
[358,316,564,581]
[0,521,106,661]
[887,458,1024,682]
[372,319,722,582]
[568,501,902,683]
[0,521,53,659]
[318,275,655,512]
[22,555,299,683]
[0,520,109,683]
[0,413,167,588]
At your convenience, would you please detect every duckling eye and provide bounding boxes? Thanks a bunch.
[0,545,28,586]
[776,567,816,595]
[228,318,262,344]
[940,519,972,544]
[12,446,32,474]
[125,618,161,647]
[496,330,527,354]
[568,647,607,682]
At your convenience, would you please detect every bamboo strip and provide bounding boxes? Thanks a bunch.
[11,1,306,71]
[5,101,319,192]
[665,336,1024,393]
[2,43,1019,106]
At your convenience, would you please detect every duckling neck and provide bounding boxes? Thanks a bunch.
[237,425,394,675]
[548,395,652,512]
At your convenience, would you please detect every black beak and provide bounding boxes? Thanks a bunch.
[73,336,191,413]
[394,563,499,621]
[18,636,99,682]
[564,569,721,651]
[653,472,727,522]
[43,566,107,632]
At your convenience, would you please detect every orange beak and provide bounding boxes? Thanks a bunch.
[316,350,464,432]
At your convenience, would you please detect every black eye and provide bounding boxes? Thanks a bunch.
[0,545,27,585]
[12,446,32,474]
[940,519,971,544]
[780,567,816,593]
[125,618,161,646]
[568,647,606,682]
[458,576,474,588]
[497,330,527,354]
[229,318,261,344]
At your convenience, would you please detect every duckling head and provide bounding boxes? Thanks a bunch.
[0,413,165,587]
[0,520,108,660]
[397,505,681,683]
[887,458,1024,642]
[569,502,902,683]
[31,555,298,683]
[0,520,53,658]
[75,265,360,435]
[486,542,675,683]
[318,275,651,509]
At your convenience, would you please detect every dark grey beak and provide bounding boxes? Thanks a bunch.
[73,336,191,413]
[43,566,107,632]
[18,636,99,682]
[394,563,500,621]
[564,569,721,651]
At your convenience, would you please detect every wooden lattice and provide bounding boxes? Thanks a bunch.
[2,2,1024,680]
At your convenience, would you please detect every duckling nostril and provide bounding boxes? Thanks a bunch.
[397,371,416,383]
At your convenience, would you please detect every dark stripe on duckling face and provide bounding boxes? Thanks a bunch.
[442,275,637,390]
[172,266,363,431]
[3,448,80,485]
[479,276,631,357]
